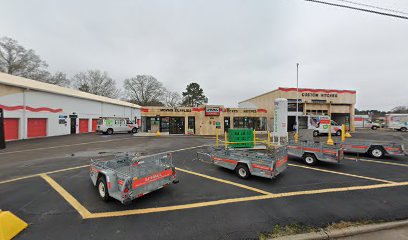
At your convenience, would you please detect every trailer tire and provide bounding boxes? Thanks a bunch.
[106,128,114,135]
[369,146,384,159]
[313,131,319,137]
[97,175,110,201]
[131,127,138,133]
[303,153,317,166]
[336,130,341,136]
[235,164,250,179]
[401,127,407,132]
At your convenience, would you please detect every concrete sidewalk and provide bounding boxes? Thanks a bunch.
[339,225,408,240]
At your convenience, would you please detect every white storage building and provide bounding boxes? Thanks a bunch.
[0,72,141,141]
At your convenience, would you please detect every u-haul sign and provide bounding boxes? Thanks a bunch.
[205,107,220,116]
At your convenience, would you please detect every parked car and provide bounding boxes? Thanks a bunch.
[96,117,139,135]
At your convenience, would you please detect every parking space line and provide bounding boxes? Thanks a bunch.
[40,174,92,219]
[345,157,408,167]
[0,145,210,186]
[177,168,272,195]
[288,163,396,184]
[0,165,90,185]
[0,137,138,155]
[87,181,408,219]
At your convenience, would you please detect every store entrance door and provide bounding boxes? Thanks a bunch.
[169,117,185,134]
[70,115,77,134]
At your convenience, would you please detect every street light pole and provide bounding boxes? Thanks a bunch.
[295,63,299,143]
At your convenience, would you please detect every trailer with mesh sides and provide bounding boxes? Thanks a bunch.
[90,153,178,204]
[287,140,344,166]
[197,146,288,179]
[339,139,407,159]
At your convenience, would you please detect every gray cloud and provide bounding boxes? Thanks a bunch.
[1,0,407,110]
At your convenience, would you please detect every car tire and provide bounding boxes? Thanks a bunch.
[313,131,319,137]
[336,130,341,136]
[106,128,113,135]
[97,176,110,201]
[369,146,384,159]
[401,127,407,132]
[131,127,138,133]
[235,164,250,179]
[303,153,317,166]
[371,126,378,130]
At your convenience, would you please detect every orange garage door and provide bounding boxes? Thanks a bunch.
[79,119,89,133]
[28,118,47,138]
[91,119,99,132]
[4,118,19,141]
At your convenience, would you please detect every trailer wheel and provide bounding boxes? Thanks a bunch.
[303,153,317,166]
[235,164,250,179]
[131,127,138,133]
[97,176,110,201]
[369,146,384,159]
[401,127,407,132]
[336,130,341,136]
[313,131,319,137]
[106,128,114,135]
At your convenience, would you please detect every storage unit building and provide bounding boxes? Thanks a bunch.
[0,72,141,140]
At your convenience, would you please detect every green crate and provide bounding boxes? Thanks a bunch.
[228,128,254,148]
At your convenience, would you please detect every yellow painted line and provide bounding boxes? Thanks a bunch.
[288,163,396,184]
[0,137,138,155]
[0,145,209,186]
[345,157,408,167]
[87,181,408,219]
[40,174,92,219]
[177,167,272,195]
[0,165,90,185]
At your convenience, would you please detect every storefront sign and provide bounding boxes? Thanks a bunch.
[205,107,220,116]
[302,92,338,98]
[159,108,192,113]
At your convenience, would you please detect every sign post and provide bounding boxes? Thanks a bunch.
[0,109,5,149]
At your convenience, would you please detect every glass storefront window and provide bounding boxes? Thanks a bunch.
[233,117,267,131]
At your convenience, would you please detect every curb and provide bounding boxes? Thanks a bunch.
[269,219,408,240]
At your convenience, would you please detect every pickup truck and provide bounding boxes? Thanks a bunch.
[90,153,178,204]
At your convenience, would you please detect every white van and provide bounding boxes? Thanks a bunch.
[301,115,342,137]
[96,117,139,135]
[386,114,408,132]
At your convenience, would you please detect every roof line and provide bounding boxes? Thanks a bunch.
[239,87,357,103]
[0,72,140,108]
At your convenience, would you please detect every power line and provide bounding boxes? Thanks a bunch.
[304,0,408,20]
[336,0,408,16]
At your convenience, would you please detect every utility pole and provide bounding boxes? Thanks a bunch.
[294,63,299,143]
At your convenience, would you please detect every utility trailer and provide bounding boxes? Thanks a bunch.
[90,153,178,204]
[287,140,344,166]
[339,139,407,159]
[197,146,288,179]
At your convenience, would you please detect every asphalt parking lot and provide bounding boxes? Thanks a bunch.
[0,131,407,240]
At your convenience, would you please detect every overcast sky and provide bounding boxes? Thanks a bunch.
[1,0,407,110]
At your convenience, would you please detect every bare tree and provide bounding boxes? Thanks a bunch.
[391,106,408,113]
[45,71,70,87]
[164,90,181,107]
[123,75,165,106]
[0,36,49,81]
[72,70,119,98]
